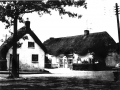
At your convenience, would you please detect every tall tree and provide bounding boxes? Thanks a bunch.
[0,0,87,78]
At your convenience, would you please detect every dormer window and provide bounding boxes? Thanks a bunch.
[28,42,34,48]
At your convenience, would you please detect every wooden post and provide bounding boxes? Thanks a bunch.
[115,3,120,54]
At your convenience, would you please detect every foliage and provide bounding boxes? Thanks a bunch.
[17,41,23,48]
[17,35,28,48]
[0,0,87,28]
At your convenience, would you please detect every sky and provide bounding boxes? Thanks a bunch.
[0,0,120,45]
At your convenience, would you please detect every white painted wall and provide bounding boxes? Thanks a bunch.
[6,34,45,71]
[73,53,79,63]
[46,54,59,67]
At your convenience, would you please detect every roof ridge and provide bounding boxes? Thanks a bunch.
[43,30,116,56]
[51,31,108,39]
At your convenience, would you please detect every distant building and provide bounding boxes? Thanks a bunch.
[44,30,118,69]
[0,20,47,71]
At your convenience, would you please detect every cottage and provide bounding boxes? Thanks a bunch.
[0,20,47,71]
[44,30,118,69]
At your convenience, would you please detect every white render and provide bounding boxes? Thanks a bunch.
[46,54,59,67]
[6,34,45,71]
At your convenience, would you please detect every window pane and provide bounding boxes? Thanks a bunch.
[28,42,34,48]
[32,54,38,63]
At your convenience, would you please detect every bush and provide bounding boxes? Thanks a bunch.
[73,63,106,71]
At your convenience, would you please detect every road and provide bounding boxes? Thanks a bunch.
[0,73,120,90]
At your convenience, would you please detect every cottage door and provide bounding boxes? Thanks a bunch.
[59,59,63,68]
[10,54,19,70]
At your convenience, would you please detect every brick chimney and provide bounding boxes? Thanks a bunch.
[84,30,89,36]
[25,18,30,30]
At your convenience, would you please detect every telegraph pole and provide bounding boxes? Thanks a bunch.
[115,3,120,54]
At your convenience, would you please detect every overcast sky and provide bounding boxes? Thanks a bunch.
[0,0,120,44]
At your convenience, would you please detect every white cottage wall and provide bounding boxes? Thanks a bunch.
[46,54,58,68]
[6,34,45,71]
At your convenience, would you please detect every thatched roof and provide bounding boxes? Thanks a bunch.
[0,26,47,60]
[43,31,117,57]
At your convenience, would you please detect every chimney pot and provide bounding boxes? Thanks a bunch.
[25,18,30,30]
[49,37,54,40]
[84,30,89,36]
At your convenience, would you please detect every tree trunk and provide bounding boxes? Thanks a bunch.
[11,16,18,78]
[10,1,19,78]
[11,14,19,78]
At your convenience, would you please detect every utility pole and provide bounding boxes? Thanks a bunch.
[115,3,120,54]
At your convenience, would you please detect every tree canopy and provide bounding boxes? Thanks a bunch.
[0,0,87,28]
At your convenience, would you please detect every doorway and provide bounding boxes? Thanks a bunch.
[59,56,68,68]
[9,54,19,70]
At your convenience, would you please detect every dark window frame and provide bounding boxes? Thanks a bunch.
[32,54,38,63]
[28,42,35,48]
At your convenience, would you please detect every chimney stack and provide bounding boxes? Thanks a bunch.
[25,18,30,30]
[84,30,89,36]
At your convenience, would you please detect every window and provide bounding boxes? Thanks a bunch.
[32,54,38,63]
[28,42,34,48]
